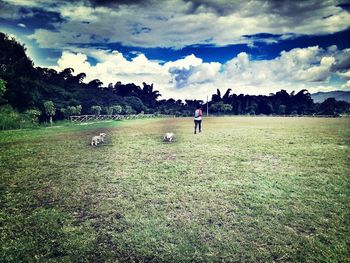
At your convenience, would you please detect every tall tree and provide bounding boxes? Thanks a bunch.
[0,78,6,104]
[211,89,222,103]
[43,101,56,126]
[91,105,102,116]
[222,88,232,104]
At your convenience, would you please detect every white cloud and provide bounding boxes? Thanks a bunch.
[297,56,335,82]
[56,52,91,75]
[17,23,26,28]
[343,80,350,88]
[21,0,350,49]
[187,62,221,84]
[337,70,350,79]
[53,49,171,95]
[164,54,202,70]
[51,45,350,100]
[3,1,349,98]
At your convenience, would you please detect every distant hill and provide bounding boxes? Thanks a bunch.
[311,91,350,103]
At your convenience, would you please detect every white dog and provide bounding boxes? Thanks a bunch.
[91,133,106,146]
[163,132,174,142]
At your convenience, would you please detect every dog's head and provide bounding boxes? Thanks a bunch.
[99,133,106,137]
[165,132,173,138]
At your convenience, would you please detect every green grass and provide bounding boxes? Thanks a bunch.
[1,117,349,262]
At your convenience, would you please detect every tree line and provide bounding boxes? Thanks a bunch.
[0,32,349,129]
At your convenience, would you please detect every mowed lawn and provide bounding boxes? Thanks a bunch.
[1,117,349,262]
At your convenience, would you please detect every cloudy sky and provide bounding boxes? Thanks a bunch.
[1,0,350,100]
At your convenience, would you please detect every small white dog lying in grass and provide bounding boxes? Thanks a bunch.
[163,132,174,142]
[91,133,106,146]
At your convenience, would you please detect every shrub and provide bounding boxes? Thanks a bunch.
[24,109,41,124]
[0,105,40,130]
[91,105,101,116]
[112,105,122,114]
[0,105,21,130]
[0,78,6,98]
[105,106,113,115]
[43,101,56,126]
[123,105,135,115]
[61,105,82,119]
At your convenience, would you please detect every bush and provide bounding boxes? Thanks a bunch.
[105,106,113,115]
[123,105,135,115]
[24,109,41,124]
[61,105,82,119]
[91,105,101,116]
[0,105,22,130]
[112,105,122,115]
[0,105,40,130]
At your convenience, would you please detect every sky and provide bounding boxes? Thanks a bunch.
[1,0,350,100]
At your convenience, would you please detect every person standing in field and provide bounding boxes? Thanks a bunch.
[194,105,203,134]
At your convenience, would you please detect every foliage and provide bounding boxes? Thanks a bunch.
[124,96,146,113]
[105,106,114,115]
[43,101,55,116]
[278,104,286,114]
[111,105,122,114]
[68,105,82,116]
[317,98,350,116]
[106,105,123,115]
[43,100,55,125]
[91,105,102,116]
[24,109,41,123]
[123,105,134,114]
[210,101,232,114]
[0,32,349,123]
[0,104,22,130]
[0,78,6,97]
[61,105,82,119]
[0,105,39,130]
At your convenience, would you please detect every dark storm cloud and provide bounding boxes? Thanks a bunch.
[267,0,331,16]
[26,8,64,24]
[79,0,350,16]
[336,0,350,11]
[332,55,350,71]
[183,0,335,17]
[337,3,350,11]
[2,0,350,50]
[0,1,28,19]
[183,0,239,16]
[179,0,271,17]
[85,0,149,7]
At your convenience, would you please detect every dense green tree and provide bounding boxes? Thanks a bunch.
[318,98,349,116]
[62,105,82,118]
[43,101,56,125]
[91,105,102,116]
[257,99,273,115]
[105,106,114,115]
[222,103,233,113]
[124,96,146,113]
[0,78,6,104]
[211,89,222,103]
[0,78,6,97]
[278,105,286,115]
[24,109,41,124]
[222,88,232,104]
[87,79,103,89]
[0,31,349,125]
[111,105,123,114]
[210,101,232,114]
[123,105,134,114]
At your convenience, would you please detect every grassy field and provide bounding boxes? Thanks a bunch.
[0,117,349,262]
